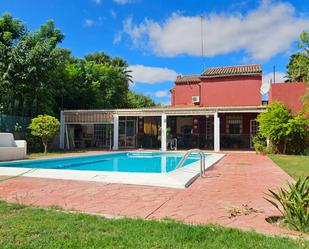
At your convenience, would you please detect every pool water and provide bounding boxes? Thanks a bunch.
[0,152,207,173]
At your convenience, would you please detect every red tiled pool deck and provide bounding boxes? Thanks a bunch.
[0,153,303,237]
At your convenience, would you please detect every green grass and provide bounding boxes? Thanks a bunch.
[268,154,309,179]
[28,149,87,159]
[0,201,308,249]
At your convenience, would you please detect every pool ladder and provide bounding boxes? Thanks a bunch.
[175,149,205,177]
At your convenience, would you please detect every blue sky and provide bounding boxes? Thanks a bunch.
[1,0,309,104]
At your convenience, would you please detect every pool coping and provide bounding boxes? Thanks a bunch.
[0,152,225,188]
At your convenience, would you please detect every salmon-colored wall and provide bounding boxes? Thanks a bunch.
[200,76,261,107]
[173,83,200,106]
[172,75,262,107]
[269,82,307,114]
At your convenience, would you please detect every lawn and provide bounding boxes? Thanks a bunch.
[268,154,309,179]
[0,201,307,249]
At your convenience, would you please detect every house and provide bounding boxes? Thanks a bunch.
[59,64,307,152]
[269,82,307,114]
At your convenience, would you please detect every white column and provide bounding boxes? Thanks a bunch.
[161,155,167,173]
[59,111,65,149]
[113,114,119,150]
[214,112,220,152]
[161,114,167,152]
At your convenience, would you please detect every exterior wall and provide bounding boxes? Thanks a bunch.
[200,75,261,107]
[172,75,262,107]
[269,82,307,114]
[172,83,200,107]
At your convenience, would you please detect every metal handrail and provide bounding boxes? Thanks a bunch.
[176,149,205,177]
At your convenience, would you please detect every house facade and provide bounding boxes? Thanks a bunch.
[59,64,307,151]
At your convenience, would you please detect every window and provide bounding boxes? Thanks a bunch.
[226,115,242,134]
[229,123,241,134]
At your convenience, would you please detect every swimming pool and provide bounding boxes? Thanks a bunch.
[0,152,224,188]
[0,152,202,173]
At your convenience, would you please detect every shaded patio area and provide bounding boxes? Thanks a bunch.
[0,153,299,236]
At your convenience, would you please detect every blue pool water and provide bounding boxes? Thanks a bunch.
[0,152,207,173]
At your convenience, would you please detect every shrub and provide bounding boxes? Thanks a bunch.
[28,115,60,153]
[257,101,309,154]
[265,177,309,233]
[252,133,267,153]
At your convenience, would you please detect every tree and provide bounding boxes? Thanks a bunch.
[0,14,155,119]
[29,115,60,153]
[286,31,309,105]
[0,14,65,117]
[257,101,309,154]
[127,91,156,108]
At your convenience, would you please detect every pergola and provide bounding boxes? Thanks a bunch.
[60,105,266,151]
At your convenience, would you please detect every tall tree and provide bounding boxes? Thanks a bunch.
[286,31,309,104]
[127,92,156,108]
[0,14,156,119]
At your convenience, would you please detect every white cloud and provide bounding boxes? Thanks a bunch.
[113,31,122,44]
[110,9,117,19]
[114,0,130,4]
[93,0,101,4]
[154,90,169,98]
[261,71,286,94]
[128,65,178,84]
[84,19,94,27]
[123,1,309,60]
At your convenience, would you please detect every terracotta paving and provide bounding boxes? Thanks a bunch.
[0,153,303,236]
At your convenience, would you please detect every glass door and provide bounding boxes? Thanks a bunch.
[118,117,137,148]
[125,119,137,148]
[250,119,258,149]
[94,124,113,149]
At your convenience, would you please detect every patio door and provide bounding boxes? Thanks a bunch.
[250,119,258,149]
[94,124,113,149]
[119,117,137,148]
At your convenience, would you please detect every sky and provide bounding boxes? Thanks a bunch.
[1,0,309,104]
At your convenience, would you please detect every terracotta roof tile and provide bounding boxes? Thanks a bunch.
[175,64,262,83]
[202,64,262,78]
[175,74,201,83]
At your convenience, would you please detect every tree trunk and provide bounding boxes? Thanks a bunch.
[283,139,287,154]
[43,140,48,154]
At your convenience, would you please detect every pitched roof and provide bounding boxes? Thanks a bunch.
[174,64,262,83]
[175,74,201,83]
[201,64,262,78]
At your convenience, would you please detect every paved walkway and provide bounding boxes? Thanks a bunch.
[0,153,300,236]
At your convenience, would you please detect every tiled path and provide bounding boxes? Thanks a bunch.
[0,153,301,236]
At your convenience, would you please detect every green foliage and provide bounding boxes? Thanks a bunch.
[0,14,155,118]
[257,102,292,145]
[286,31,309,103]
[29,115,60,153]
[0,12,25,46]
[265,177,309,233]
[257,101,309,154]
[127,91,156,108]
[252,133,267,153]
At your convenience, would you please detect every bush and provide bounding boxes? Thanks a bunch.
[252,133,267,153]
[257,102,309,154]
[28,115,60,153]
[24,132,44,153]
[265,177,309,233]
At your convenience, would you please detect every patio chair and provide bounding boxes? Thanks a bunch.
[0,133,27,161]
